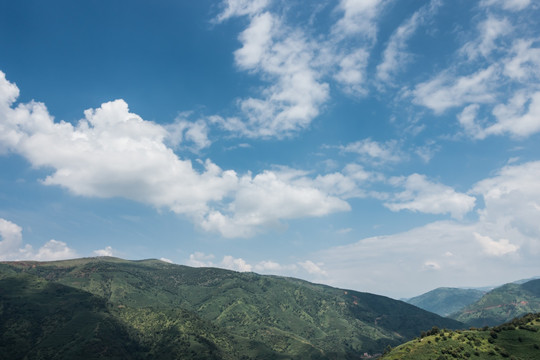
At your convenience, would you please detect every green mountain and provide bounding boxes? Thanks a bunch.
[0,257,463,359]
[381,312,540,360]
[451,279,540,327]
[406,287,486,317]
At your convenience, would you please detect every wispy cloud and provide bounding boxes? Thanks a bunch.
[480,0,531,11]
[339,138,402,164]
[376,0,442,86]
[413,66,499,114]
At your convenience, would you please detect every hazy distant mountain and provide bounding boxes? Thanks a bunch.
[406,287,486,317]
[381,313,540,359]
[450,279,540,327]
[0,257,463,359]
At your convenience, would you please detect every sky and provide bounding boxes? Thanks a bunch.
[1,0,540,299]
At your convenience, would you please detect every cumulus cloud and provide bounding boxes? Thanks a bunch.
[221,255,253,272]
[0,72,351,238]
[93,246,114,257]
[471,161,540,248]
[185,252,329,278]
[213,7,330,139]
[212,0,394,138]
[165,115,211,152]
[385,174,476,219]
[200,169,350,238]
[186,253,251,272]
[0,218,77,261]
[474,232,519,256]
[32,240,78,261]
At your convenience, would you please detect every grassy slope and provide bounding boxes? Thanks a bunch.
[0,273,144,360]
[1,257,463,358]
[407,287,486,317]
[451,280,540,327]
[381,313,540,360]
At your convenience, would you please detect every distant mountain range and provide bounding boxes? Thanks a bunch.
[0,257,462,359]
[450,279,540,327]
[406,288,486,317]
[405,278,540,330]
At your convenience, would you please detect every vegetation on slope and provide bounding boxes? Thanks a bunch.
[0,273,144,360]
[0,257,463,359]
[451,280,540,327]
[381,313,540,360]
[407,287,486,317]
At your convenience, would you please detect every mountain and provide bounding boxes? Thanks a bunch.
[0,257,463,359]
[406,287,486,317]
[450,279,540,327]
[381,312,540,359]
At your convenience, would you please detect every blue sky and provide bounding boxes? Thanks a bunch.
[1,0,540,298]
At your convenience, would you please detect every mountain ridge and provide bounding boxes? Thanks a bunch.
[0,256,463,359]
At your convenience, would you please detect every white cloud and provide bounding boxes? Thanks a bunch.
[311,160,540,298]
[471,161,540,248]
[93,246,114,257]
[413,66,498,114]
[332,0,385,39]
[254,260,283,272]
[0,218,24,259]
[460,16,512,61]
[214,8,330,139]
[485,90,540,137]
[32,239,78,261]
[214,0,270,22]
[376,0,442,85]
[234,12,274,69]
[0,218,77,261]
[474,232,519,256]
[458,104,485,138]
[200,170,350,238]
[165,115,211,152]
[221,255,253,272]
[298,260,327,276]
[160,257,173,263]
[385,174,476,219]
[480,0,531,11]
[334,49,370,96]
[0,72,351,238]
[186,252,251,272]
[503,39,540,81]
[339,138,402,164]
[187,252,215,267]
